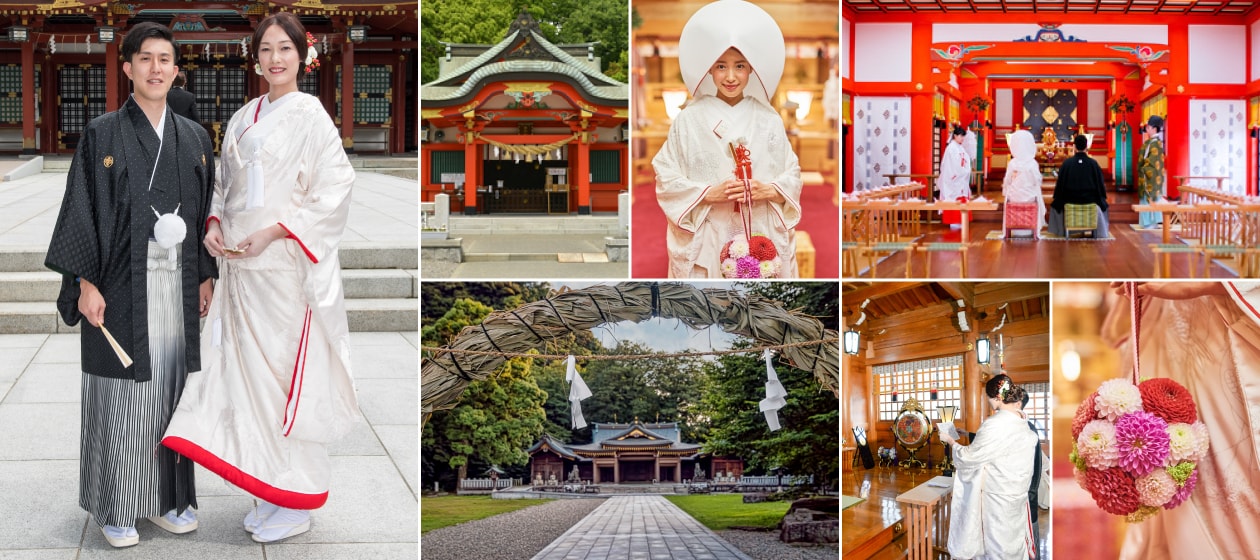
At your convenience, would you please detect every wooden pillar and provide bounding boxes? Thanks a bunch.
[613,458,619,483]
[106,40,119,112]
[340,38,355,154]
[654,453,659,482]
[963,332,984,435]
[575,134,591,214]
[463,131,477,215]
[20,40,35,154]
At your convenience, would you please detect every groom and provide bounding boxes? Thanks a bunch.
[1048,134,1110,238]
[45,21,216,548]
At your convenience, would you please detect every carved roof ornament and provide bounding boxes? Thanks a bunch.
[506,9,542,39]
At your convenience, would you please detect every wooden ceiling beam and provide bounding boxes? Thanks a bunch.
[867,301,955,331]
[936,281,974,308]
[973,282,1050,309]
[842,281,924,305]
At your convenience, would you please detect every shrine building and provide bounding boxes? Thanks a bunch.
[842,4,1260,278]
[420,10,629,215]
[0,0,415,155]
[526,421,743,485]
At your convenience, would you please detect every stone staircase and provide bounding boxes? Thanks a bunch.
[0,245,416,334]
[46,155,418,181]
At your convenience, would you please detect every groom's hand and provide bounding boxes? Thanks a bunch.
[199,278,214,317]
[78,279,105,328]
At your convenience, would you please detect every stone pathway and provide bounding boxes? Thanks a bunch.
[531,495,753,560]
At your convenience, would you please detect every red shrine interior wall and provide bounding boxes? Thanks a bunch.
[844,15,1260,195]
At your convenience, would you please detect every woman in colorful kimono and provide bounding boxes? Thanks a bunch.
[941,373,1039,560]
[653,0,802,278]
[1136,116,1165,229]
[162,12,361,543]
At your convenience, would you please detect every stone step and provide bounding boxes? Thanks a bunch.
[41,158,72,172]
[350,156,417,169]
[0,245,416,273]
[0,269,415,303]
[463,252,575,262]
[341,269,417,299]
[450,216,623,236]
[0,298,416,334]
[345,298,416,332]
[364,168,418,181]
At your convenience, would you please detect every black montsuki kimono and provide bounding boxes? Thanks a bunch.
[45,97,217,381]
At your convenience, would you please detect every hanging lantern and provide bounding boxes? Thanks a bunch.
[843,329,860,355]
[977,335,991,365]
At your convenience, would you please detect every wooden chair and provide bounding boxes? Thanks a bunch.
[1003,200,1040,239]
[916,242,970,278]
[1198,245,1255,278]
[842,241,861,278]
[862,242,916,278]
[1064,203,1099,238]
[1148,244,1200,278]
[795,230,816,278]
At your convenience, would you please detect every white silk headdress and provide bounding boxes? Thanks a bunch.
[678,0,786,107]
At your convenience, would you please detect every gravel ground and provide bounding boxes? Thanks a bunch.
[719,530,840,560]
[420,498,605,560]
[420,258,457,279]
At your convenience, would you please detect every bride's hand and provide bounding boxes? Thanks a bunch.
[1109,282,1226,300]
[227,224,286,259]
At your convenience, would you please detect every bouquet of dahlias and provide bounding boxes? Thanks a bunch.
[719,233,782,278]
[1070,377,1209,523]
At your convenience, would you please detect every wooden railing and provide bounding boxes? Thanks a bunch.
[897,476,954,560]
[459,477,520,490]
[1175,185,1259,248]
[846,183,928,242]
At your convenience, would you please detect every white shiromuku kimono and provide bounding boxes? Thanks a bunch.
[948,408,1038,560]
[939,137,973,202]
[939,135,973,225]
[1104,283,1260,559]
[162,92,362,509]
[653,95,802,278]
[1003,130,1047,234]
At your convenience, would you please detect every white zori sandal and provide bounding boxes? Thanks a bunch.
[147,508,198,534]
[250,507,311,543]
[244,501,282,533]
[101,525,139,548]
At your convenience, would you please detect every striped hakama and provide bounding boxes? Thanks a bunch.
[79,241,196,528]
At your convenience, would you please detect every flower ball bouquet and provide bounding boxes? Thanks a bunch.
[1070,377,1209,523]
[717,138,784,279]
[720,234,782,278]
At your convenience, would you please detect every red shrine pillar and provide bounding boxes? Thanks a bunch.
[20,39,35,154]
[463,128,478,214]
[340,35,355,155]
[911,22,935,198]
[575,133,591,215]
[1164,23,1191,200]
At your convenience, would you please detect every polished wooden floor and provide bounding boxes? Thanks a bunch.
[851,189,1243,279]
[842,464,1050,560]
